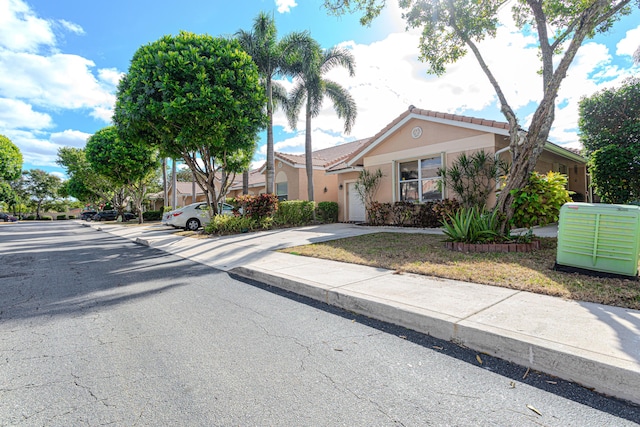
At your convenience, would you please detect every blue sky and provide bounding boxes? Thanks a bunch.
[1,0,639,178]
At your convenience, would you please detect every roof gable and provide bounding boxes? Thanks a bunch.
[346,106,584,166]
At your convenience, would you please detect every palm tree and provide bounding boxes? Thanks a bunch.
[287,41,357,202]
[236,12,308,195]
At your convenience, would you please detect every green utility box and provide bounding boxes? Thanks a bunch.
[556,203,640,277]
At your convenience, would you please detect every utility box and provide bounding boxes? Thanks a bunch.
[556,203,640,277]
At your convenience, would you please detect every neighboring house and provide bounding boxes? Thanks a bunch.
[148,181,207,210]
[330,107,588,222]
[175,107,588,223]
[227,138,371,203]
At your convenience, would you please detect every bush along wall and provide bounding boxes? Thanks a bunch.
[317,201,338,223]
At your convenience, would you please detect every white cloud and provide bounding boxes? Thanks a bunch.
[616,25,640,57]
[4,128,91,169]
[58,19,85,35]
[0,0,55,52]
[275,0,297,13]
[0,51,116,116]
[0,0,118,172]
[0,98,52,129]
[50,129,91,148]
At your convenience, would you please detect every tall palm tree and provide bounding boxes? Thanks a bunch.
[236,12,308,195]
[287,42,357,202]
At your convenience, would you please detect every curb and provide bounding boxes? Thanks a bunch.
[231,266,640,405]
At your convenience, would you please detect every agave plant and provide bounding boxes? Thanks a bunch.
[441,207,502,243]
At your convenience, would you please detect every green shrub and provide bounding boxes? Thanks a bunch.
[161,205,172,214]
[510,171,572,228]
[439,150,507,208]
[317,201,338,223]
[24,215,35,220]
[259,216,274,229]
[235,194,278,219]
[143,210,163,221]
[275,200,315,226]
[68,215,76,219]
[204,215,258,235]
[56,215,67,220]
[442,207,501,243]
[41,216,52,221]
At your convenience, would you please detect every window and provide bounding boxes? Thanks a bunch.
[398,155,442,202]
[276,182,288,201]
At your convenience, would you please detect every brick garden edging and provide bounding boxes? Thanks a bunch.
[445,240,541,253]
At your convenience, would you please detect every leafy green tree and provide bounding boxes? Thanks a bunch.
[57,147,115,206]
[286,40,357,202]
[0,135,23,206]
[24,169,61,219]
[114,31,266,214]
[579,77,640,203]
[237,12,311,195]
[0,134,22,182]
[323,0,636,230]
[86,126,159,222]
[588,145,640,203]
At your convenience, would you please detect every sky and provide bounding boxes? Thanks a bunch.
[1,0,639,179]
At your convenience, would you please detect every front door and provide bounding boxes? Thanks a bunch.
[347,182,366,222]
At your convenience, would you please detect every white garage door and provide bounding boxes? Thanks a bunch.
[347,183,366,222]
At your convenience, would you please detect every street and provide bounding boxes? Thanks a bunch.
[1,222,639,426]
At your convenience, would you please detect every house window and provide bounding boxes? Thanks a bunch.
[398,155,442,202]
[276,182,288,201]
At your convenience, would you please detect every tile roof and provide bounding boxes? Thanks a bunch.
[276,138,371,168]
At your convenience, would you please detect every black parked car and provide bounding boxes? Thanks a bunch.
[92,210,118,221]
[92,211,137,222]
[80,211,98,220]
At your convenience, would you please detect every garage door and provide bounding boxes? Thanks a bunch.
[347,183,366,222]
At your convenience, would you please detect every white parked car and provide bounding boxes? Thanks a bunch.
[164,202,236,231]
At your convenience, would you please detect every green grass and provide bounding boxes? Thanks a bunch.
[279,232,640,310]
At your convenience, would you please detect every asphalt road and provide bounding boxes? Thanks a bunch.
[1,221,639,426]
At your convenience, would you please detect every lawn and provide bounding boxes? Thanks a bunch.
[279,232,640,310]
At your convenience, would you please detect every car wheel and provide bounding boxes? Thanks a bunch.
[185,218,200,231]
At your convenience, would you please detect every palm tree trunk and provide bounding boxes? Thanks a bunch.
[266,78,275,194]
[305,100,314,203]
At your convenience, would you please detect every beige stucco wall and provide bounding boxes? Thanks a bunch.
[356,118,498,208]
[336,118,588,217]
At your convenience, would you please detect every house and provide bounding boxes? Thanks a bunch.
[227,138,371,202]
[148,180,207,210]
[329,107,588,222]
[202,107,588,223]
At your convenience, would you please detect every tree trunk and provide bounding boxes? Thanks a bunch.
[266,78,274,194]
[305,101,314,203]
[243,170,249,195]
[495,97,556,232]
[171,160,177,209]
[162,158,168,209]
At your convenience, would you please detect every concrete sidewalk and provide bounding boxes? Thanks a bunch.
[84,221,640,405]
